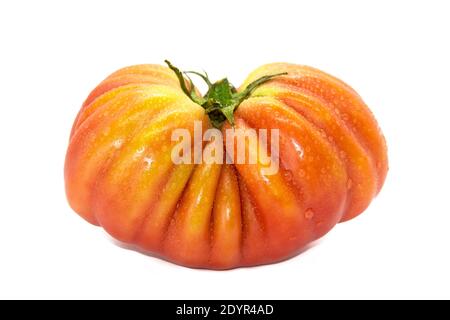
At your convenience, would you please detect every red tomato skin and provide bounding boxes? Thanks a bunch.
[65,63,388,269]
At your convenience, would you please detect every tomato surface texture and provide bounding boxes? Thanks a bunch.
[65,62,388,269]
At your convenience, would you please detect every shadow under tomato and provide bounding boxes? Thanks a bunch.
[106,233,321,271]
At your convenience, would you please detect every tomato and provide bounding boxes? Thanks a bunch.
[65,61,388,269]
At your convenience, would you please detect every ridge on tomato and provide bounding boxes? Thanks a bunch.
[65,61,388,269]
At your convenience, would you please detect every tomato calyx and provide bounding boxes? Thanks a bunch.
[165,60,287,128]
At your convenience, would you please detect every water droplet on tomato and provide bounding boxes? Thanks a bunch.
[284,170,293,182]
[133,146,145,159]
[305,208,315,220]
[136,146,145,154]
[299,169,306,177]
[291,138,304,158]
[347,178,353,190]
[143,157,153,170]
[113,139,123,149]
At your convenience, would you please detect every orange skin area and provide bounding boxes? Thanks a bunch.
[65,63,388,269]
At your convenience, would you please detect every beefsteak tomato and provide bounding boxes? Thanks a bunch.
[65,61,388,269]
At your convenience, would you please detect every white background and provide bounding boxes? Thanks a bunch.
[1,0,449,299]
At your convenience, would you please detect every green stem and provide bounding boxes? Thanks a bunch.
[165,60,287,128]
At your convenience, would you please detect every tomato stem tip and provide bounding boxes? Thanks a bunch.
[165,60,287,128]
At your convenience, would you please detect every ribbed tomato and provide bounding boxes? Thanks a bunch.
[65,61,388,269]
